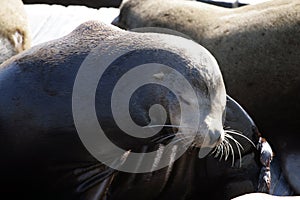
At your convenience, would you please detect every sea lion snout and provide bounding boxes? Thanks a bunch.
[202,116,225,148]
[209,129,225,146]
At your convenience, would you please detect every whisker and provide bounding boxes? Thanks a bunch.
[226,134,242,167]
[210,128,249,168]
[210,146,218,155]
[152,134,176,143]
[143,125,192,129]
[151,132,188,143]
[219,143,224,161]
[223,138,230,161]
[214,145,221,158]
[216,144,221,160]
[226,137,235,167]
[173,140,193,150]
[226,134,244,151]
[169,134,195,146]
[224,129,256,148]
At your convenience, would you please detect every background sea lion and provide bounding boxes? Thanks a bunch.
[23,0,122,8]
[0,0,31,64]
[0,21,262,199]
[232,193,300,200]
[114,0,300,193]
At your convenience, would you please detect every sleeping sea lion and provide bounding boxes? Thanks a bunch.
[0,21,263,199]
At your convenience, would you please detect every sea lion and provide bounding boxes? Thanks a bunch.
[0,21,262,199]
[232,193,300,200]
[0,0,31,64]
[23,0,122,8]
[115,0,300,193]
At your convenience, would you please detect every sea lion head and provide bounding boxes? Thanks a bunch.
[112,0,147,29]
[157,43,227,150]
[89,28,228,152]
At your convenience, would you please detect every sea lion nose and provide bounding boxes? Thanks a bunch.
[209,129,224,146]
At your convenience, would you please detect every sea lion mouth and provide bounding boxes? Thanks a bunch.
[211,129,256,167]
[209,96,259,167]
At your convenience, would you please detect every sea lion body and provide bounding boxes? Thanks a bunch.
[0,0,31,64]
[0,21,262,199]
[116,0,300,193]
